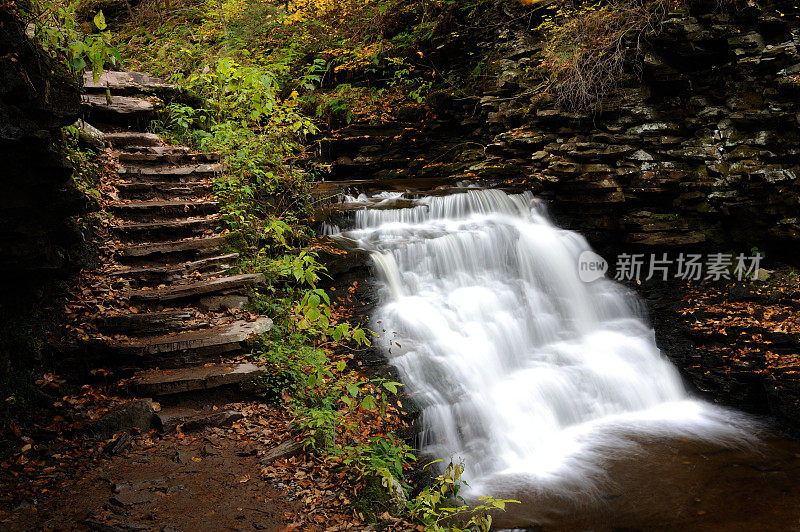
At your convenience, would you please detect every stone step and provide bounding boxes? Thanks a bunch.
[108,200,219,220]
[115,181,214,201]
[132,362,267,396]
[116,234,231,263]
[100,310,199,335]
[83,71,174,94]
[119,150,221,166]
[117,163,223,179]
[108,317,272,358]
[81,93,159,116]
[113,216,220,240]
[155,407,243,433]
[106,132,163,148]
[126,273,264,303]
[108,253,239,285]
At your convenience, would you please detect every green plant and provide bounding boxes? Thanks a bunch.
[343,434,415,485]
[408,460,519,531]
[26,2,121,80]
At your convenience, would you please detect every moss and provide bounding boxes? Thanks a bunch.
[351,475,394,524]
[651,213,680,223]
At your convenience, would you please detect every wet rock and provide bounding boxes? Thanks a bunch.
[156,409,244,433]
[378,476,407,514]
[81,519,127,532]
[110,491,156,507]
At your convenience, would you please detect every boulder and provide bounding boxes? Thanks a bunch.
[86,399,155,440]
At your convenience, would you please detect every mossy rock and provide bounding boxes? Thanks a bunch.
[351,475,396,523]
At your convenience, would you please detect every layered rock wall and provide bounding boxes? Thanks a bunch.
[472,2,800,254]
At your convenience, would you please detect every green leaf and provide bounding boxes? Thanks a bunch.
[93,10,107,31]
[336,360,346,372]
[352,328,368,346]
[361,394,377,411]
[110,47,122,65]
[346,383,360,397]
[382,381,402,394]
[305,307,320,322]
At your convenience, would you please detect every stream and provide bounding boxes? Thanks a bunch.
[324,187,800,530]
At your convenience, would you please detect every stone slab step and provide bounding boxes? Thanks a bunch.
[119,150,221,165]
[81,93,158,115]
[101,310,197,335]
[106,132,163,148]
[113,217,219,239]
[155,407,243,433]
[110,314,269,358]
[118,164,223,178]
[115,181,214,200]
[108,253,239,284]
[109,200,219,219]
[132,362,266,396]
[117,234,230,261]
[127,273,264,303]
[83,71,174,93]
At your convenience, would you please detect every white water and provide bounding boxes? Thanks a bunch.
[329,189,757,500]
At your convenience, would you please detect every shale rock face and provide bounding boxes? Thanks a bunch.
[0,9,85,278]
[0,8,85,375]
[475,2,800,252]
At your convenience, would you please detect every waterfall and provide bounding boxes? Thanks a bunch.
[334,189,756,499]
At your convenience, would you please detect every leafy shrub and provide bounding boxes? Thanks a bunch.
[24,1,121,80]
[408,460,519,532]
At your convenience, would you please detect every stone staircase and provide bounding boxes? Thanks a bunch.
[72,70,271,434]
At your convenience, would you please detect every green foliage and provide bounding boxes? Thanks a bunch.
[309,84,357,126]
[342,434,415,485]
[408,460,519,532]
[25,1,121,80]
[62,124,102,199]
[383,57,433,104]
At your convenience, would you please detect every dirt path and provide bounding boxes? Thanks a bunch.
[7,411,299,531]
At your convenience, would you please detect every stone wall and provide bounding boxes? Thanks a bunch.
[469,1,800,255]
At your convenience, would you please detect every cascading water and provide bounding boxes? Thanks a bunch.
[329,189,760,520]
